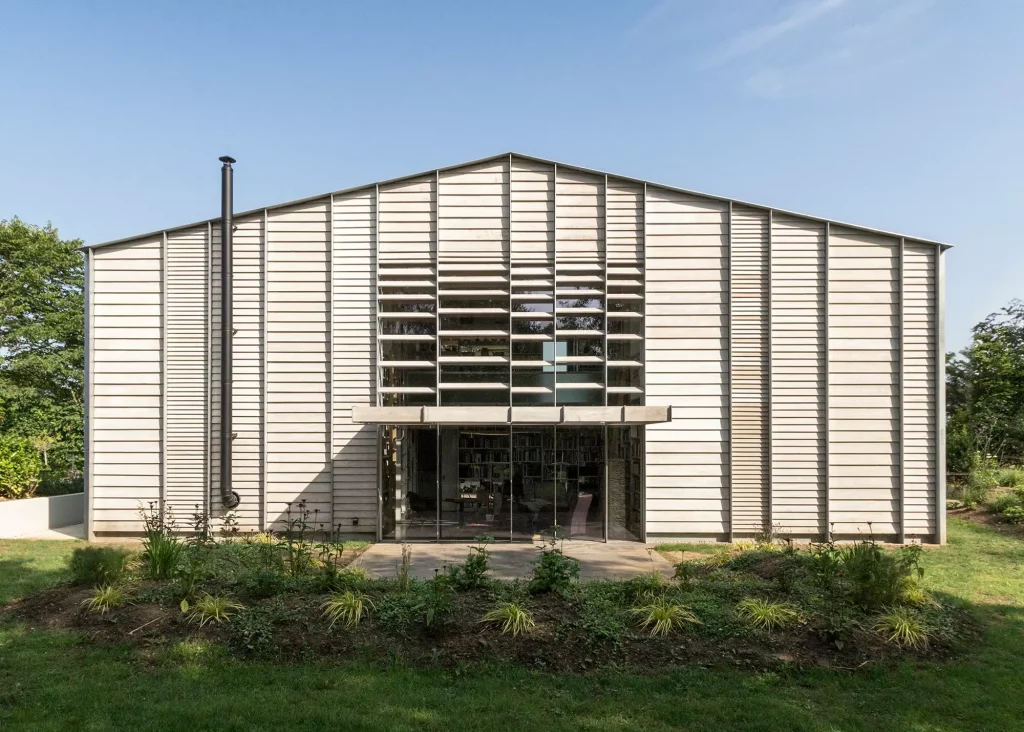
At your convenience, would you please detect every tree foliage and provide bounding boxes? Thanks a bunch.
[947,299,1024,472]
[0,218,84,492]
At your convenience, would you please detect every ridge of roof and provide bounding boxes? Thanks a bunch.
[83,151,952,250]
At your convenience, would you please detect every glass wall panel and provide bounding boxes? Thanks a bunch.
[381,426,438,541]
[440,427,512,540]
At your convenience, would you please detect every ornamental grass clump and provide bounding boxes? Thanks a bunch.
[630,596,700,636]
[480,602,535,637]
[322,590,373,629]
[188,593,244,627]
[736,598,802,631]
[81,584,130,615]
[874,606,930,649]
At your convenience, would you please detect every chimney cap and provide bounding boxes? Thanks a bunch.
[219,155,236,165]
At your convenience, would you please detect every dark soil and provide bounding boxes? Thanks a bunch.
[3,581,967,674]
[947,505,1024,537]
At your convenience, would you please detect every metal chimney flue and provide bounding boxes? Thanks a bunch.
[219,156,240,510]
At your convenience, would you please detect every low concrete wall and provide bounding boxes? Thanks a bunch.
[0,493,84,538]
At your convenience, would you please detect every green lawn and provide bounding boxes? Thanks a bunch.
[1,519,1023,731]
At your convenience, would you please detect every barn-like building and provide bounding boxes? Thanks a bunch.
[83,153,947,543]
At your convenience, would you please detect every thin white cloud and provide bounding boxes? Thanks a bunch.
[704,0,848,68]
[741,0,934,98]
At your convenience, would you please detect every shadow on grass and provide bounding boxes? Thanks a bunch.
[0,557,72,606]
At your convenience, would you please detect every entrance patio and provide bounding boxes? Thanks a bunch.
[353,540,674,581]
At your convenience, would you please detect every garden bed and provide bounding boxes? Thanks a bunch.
[3,509,974,674]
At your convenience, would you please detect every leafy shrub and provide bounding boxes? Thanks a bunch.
[0,435,43,499]
[322,590,372,629]
[529,542,580,596]
[900,582,938,607]
[736,598,802,631]
[375,593,418,634]
[234,569,294,600]
[629,596,700,636]
[481,602,535,637]
[81,584,129,615]
[188,594,243,627]
[812,539,924,611]
[412,576,455,629]
[874,606,930,648]
[230,603,282,657]
[987,487,1024,523]
[994,466,1024,487]
[446,541,491,590]
[959,452,997,506]
[331,567,373,592]
[140,503,185,580]
[568,582,630,642]
[817,604,861,650]
[624,571,666,601]
[69,546,133,586]
[1001,505,1024,524]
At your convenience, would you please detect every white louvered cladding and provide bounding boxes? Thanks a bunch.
[510,158,554,262]
[266,201,332,527]
[730,206,769,535]
[164,228,208,518]
[379,176,436,263]
[333,190,378,533]
[230,214,264,528]
[903,243,937,537]
[91,238,163,532]
[828,228,900,537]
[771,215,826,536]
[555,169,604,261]
[645,187,729,538]
[438,160,509,261]
[606,180,643,264]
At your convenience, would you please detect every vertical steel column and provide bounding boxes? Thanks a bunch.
[434,171,441,409]
[767,210,774,530]
[84,246,94,540]
[824,222,831,541]
[434,171,441,541]
[726,201,734,542]
[261,211,269,530]
[328,196,336,530]
[552,164,558,408]
[508,157,514,542]
[935,246,946,543]
[374,184,383,540]
[375,183,382,407]
[160,231,167,516]
[508,155,514,411]
[206,221,213,519]
[898,238,906,543]
[603,175,609,542]
[640,182,648,543]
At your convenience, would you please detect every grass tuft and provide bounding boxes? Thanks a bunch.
[321,590,372,629]
[736,598,802,631]
[630,596,700,636]
[188,594,243,627]
[480,602,535,637]
[81,584,129,615]
[874,606,930,648]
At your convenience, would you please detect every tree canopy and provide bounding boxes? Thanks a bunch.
[0,218,84,483]
[946,299,1024,472]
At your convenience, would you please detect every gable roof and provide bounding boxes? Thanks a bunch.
[84,152,952,250]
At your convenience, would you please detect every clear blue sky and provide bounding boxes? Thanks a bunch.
[2,1,1021,351]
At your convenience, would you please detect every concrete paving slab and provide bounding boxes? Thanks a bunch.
[8,523,85,540]
[353,540,673,581]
